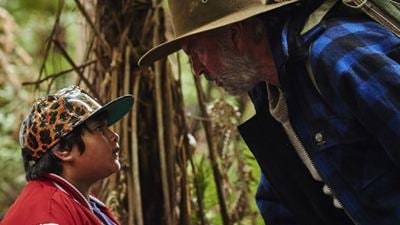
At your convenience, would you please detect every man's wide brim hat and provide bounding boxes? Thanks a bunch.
[138,0,299,66]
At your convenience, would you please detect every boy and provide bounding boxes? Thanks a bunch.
[1,85,134,225]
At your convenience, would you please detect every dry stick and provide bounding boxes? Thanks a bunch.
[154,61,173,225]
[79,26,97,81]
[82,24,96,64]
[165,65,178,225]
[75,30,95,88]
[73,0,111,54]
[52,39,101,101]
[140,9,154,47]
[175,53,195,225]
[175,54,206,225]
[131,71,144,225]
[188,155,207,225]
[177,136,192,225]
[193,76,230,225]
[122,46,131,224]
[107,48,121,209]
[74,1,97,84]
[118,17,134,54]
[37,0,65,87]
[124,47,138,225]
[110,48,119,161]
[126,109,136,225]
[108,49,120,197]
[155,65,172,225]
[112,11,122,34]
[22,60,97,86]
[152,1,172,224]
[110,57,118,101]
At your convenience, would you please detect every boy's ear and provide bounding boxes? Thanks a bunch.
[52,148,74,162]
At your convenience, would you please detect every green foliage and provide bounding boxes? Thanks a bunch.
[0,85,28,215]
[0,1,265,224]
[188,134,263,225]
[176,52,263,224]
[0,7,28,215]
[0,0,79,216]
[0,132,25,217]
[1,0,80,82]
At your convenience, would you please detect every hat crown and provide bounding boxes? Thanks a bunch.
[169,0,263,36]
[19,86,101,159]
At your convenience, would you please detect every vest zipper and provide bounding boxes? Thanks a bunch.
[291,125,359,225]
[289,45,360,225]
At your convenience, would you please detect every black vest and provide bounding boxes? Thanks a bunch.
[238,82,354,225]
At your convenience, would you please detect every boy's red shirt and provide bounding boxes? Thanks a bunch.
[1,173,119,225]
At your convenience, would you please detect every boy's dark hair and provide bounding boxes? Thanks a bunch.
[22,125,85,181]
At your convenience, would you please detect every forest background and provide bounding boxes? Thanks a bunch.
[0,0,263,224]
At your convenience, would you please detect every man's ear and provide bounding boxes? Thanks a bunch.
[52,148,74,162]
[228,22,245,52]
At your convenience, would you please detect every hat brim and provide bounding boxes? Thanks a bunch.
[86,95,134,127]
[138,0,299,66]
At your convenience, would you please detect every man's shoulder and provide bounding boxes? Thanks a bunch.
[311,17,396,55]
[308,17,398,73]
[327,17,390,38]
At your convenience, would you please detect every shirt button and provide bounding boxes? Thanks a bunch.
[315,132,324,143]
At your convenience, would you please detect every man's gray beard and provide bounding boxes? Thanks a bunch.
[215,41,260,96]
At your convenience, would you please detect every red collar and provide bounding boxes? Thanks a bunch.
[42,173,102,210]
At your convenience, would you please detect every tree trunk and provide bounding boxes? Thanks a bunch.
[77,0,190,224]
[43,0,261,224]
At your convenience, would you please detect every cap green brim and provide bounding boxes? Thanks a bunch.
[87,95,134,126]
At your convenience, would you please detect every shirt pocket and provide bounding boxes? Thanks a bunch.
[310,116,395,191]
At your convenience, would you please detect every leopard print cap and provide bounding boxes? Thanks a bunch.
[19,86,101,159]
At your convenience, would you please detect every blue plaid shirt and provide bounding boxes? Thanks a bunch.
[240,8,400,225]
